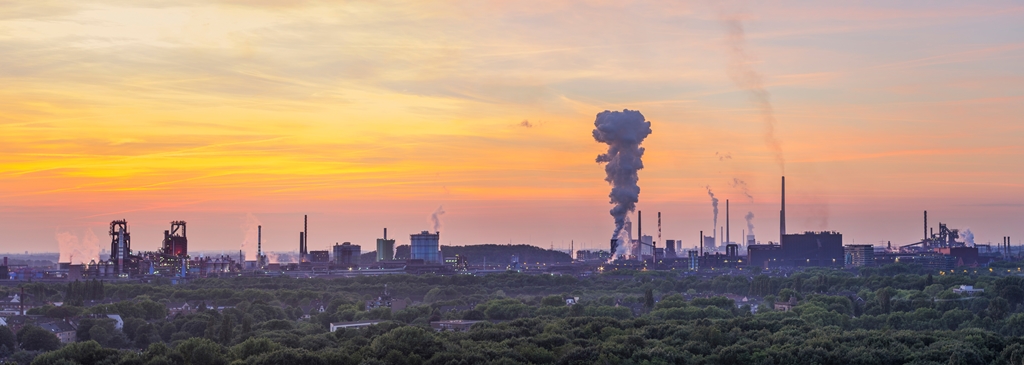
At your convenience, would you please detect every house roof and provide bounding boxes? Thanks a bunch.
[39,321,75,333]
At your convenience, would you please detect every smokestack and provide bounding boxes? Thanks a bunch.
[924,211,928,240]
[384,228,387,240]
[638,211,642,240]
[700,230,703,257]
[258,225,262,258]
[780,176,786,238]
[657,212,661,252]
[303,215,308,256]
[726,200,730,244]
[299,232,305,262]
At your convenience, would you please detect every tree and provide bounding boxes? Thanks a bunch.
[876,287,896,314]
[644,289,655,310]
[0,326,15,352]
[176,337,227,365]
[17,325,61,352]
[542,295,564,307]
[219,316,233,345]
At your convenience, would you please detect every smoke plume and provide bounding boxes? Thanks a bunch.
[431,206,445,232]
[593,109,653,248]
[961,229,975,246]
[745,211,755,236]
[56,228,100,264]
[706,186,719,237]
[731,178,753,202]
[723,16,785,172]
[240,213,262,261]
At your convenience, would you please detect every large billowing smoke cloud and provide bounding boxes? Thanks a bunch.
[431,206,445,232]
[723,16,785,172]
[240,213,262,261]
[593,109,652,255]
[705,186,719,238]
[745,212,755,236]
[56,228,100,264]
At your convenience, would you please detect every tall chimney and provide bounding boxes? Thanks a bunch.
[700,230,703,257]
[726,200,730,245]
[924,211,928,240]
[780,176,786,238]
[258,225,262,258]
[384,228,388,240]
[299,232,305,262]
[303,215,308,256]
[638,210,642,240]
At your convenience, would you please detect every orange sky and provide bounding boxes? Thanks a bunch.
[1,1,1022,262]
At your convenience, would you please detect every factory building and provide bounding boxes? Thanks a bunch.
[377,228,395,262]
[844,245,874,267]
[411,231,441,263]
[162,221,188,257]
[309,250,330,263]
[333,242,361,266]
[747,232,844,268]
[665,240,677,258]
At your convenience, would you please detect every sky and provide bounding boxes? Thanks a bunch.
[1,0,1022,263]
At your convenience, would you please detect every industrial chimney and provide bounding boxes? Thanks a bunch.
[726,200,730,245]
[780,176,786,239]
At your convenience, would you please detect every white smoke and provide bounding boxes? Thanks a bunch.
[56,228,101,264]
[240,213,262,261]
[706,186,719,239]
[961,229,975,246]
[745,211,755,236]
[431,206,445,232]
[593,109,652,256]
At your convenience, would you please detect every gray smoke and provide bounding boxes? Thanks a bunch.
[431,206,445,232]
[706,186,719,237]
[593,109,652,248]
[723,16,785,172]
[745,211,755,236]
[731,178,753,202]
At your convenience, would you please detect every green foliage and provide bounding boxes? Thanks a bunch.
[17,265,1024,364]
[16,325,61,352]
[0,326,16,352]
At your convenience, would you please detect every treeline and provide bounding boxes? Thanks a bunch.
[5,263,1024,364]
[393,244,572,265]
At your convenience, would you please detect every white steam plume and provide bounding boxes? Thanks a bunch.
[706,186,719,238]
[593,109,653,255]
[723,16,785,172]
[431,206,445,232]
[56,228,101,264]
[240,213,262,261]
[745,211,755,236]
[961,229,975,246]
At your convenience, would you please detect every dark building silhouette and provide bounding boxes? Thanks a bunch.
[748,231,843,268]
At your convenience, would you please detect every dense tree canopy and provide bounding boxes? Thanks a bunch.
[5,263,1024,364]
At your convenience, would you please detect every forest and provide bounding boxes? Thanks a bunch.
[3,262,1024,365]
